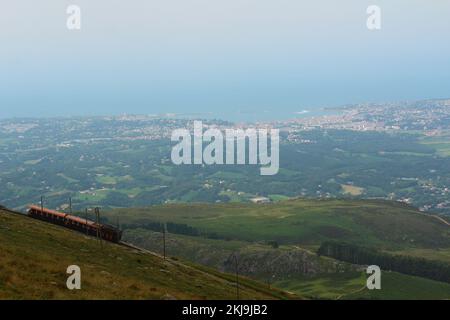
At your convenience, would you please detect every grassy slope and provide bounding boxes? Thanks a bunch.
[104,199,450,299]
[122,229,450,300]
[275,271,450,300]
[0,209,294,300]
[107,199,450,250]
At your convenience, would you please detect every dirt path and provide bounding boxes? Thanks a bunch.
[431,215,450,226]
[335,285,367,300]
[120,241,239,285]
[417,212,450,227]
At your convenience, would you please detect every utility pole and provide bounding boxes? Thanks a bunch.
[162,222,166,261]
[95,207,99,240]
[69,197,72,215]
[268,274,275,290]
[232,253,240,300]
[85,208,89,235]
[95,207,103,248]
[40,196,44,212]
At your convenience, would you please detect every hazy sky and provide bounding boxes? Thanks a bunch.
[1,0,450,119]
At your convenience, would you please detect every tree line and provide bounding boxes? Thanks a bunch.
[318,241,450,283]
[121,221,222,240]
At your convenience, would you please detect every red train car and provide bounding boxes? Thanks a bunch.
[27,205,122,243]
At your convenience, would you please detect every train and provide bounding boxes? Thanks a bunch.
[27,205,122,243]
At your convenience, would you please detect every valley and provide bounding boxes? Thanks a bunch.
[2,99,450,300]
[97,199,450,299]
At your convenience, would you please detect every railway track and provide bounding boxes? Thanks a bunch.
[0,206,25,216]
[118,241,261,295]
[119,241,164,258]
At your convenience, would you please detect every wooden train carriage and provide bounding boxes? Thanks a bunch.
[27,205,122,243]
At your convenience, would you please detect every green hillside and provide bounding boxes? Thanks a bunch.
[275,271,450,300]
[102,199,450,299]
[0,209,295,300]
[107,199,450,250]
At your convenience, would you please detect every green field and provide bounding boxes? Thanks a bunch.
[276,271,450,300]
[106,199,450,250]
[420,132,450,157]
[341,184,364,196]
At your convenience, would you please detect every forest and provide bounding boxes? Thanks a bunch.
[318,241,450,283]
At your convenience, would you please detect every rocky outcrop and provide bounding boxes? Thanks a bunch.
[221,247,357,279]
